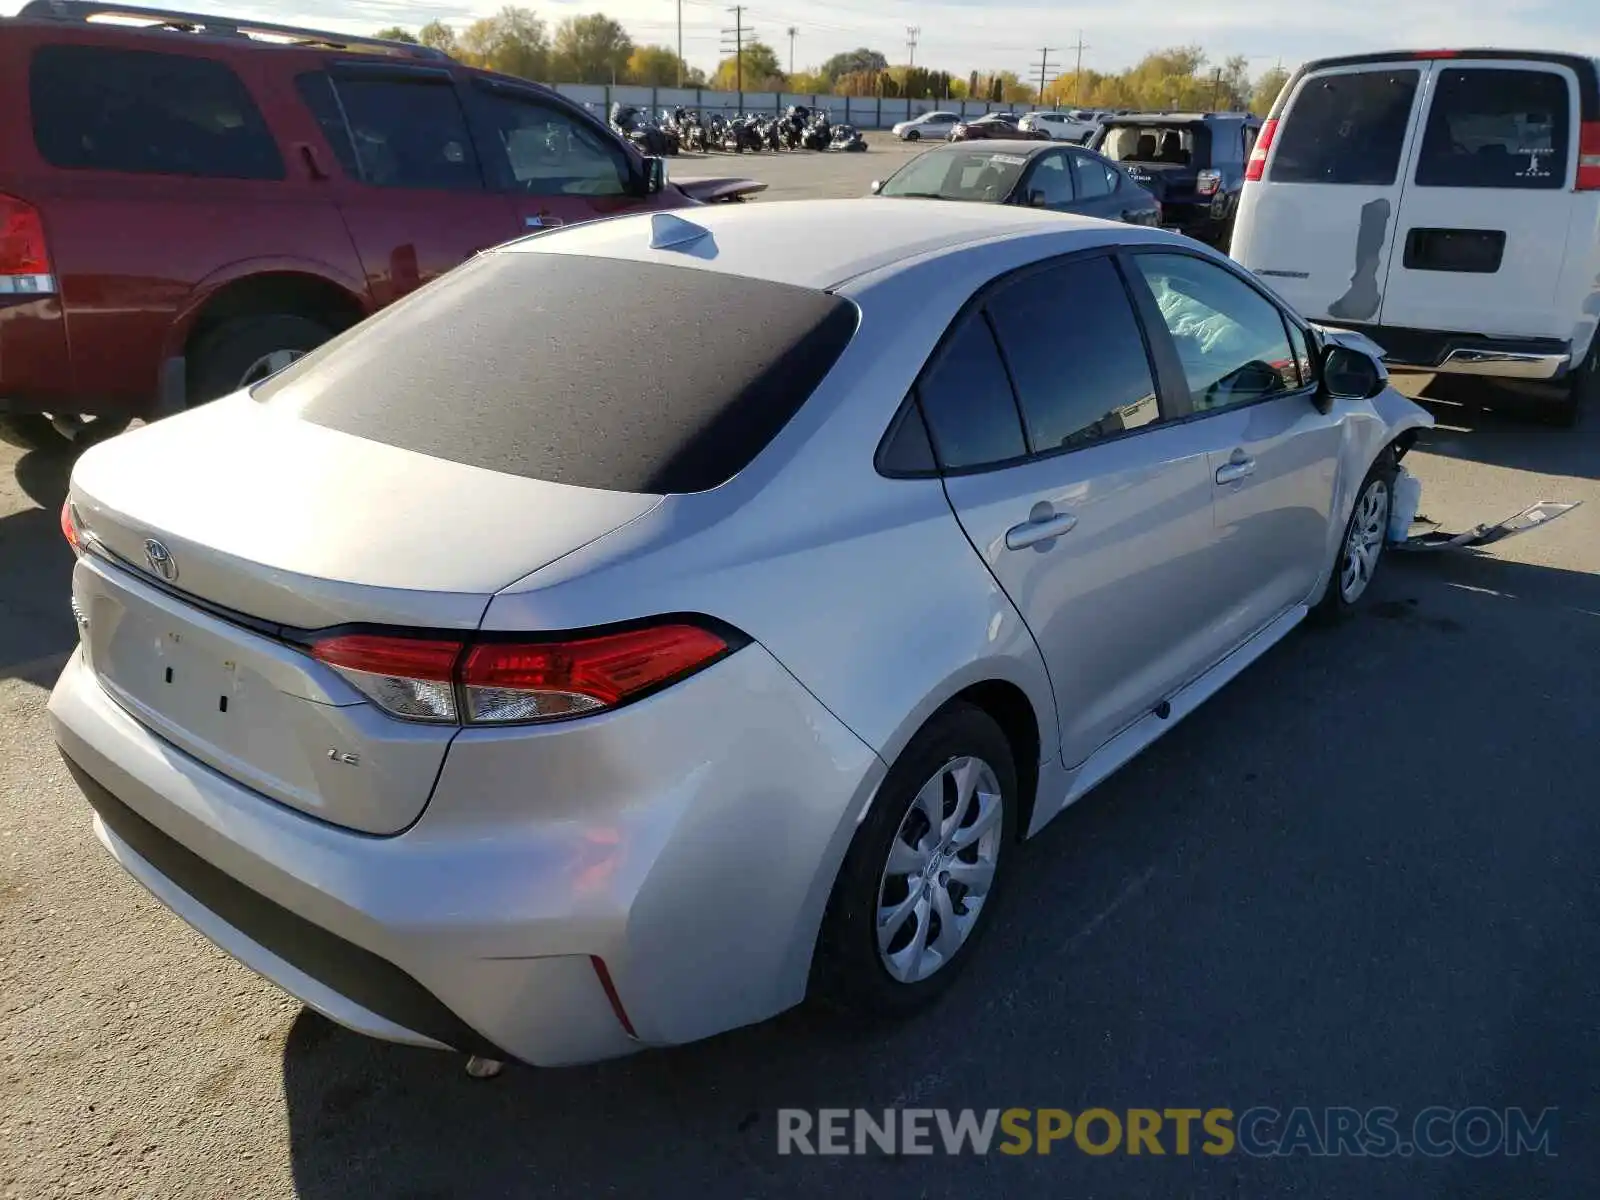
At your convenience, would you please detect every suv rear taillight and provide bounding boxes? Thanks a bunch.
[1578,122,1600,191]
[0,194,56,296]
[1244,118,1278,182]
[311,622,737,725]
[1196,169,1223,196]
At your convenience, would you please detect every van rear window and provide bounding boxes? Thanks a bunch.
[30,45,285,180]
[1415,68,1570,190]
[253,250,859,494]
[1269,69,1419,185]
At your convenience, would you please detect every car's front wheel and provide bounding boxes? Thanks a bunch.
[905,129,921,141]
[812,703,1017,1014]
[1315,455,1396,618]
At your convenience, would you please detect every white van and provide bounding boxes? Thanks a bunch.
[1231,50,1600,424]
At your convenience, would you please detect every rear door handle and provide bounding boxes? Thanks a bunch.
[1216,457,1256,485]
[1005,511,1078,550]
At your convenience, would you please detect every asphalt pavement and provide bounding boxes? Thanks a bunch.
[2,136,1598,1198]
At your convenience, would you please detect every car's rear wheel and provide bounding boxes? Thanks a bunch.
[1550,337,1598,428]
[0,412,131,455]
[1314,455,1396,619]
[188,314,334,406]
[812,703,1017,1015]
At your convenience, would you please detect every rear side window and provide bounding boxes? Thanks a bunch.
[328,76,482,190]
[917,316,1028,470]
[294,72,361,179]
[253,252,857,494]
[987,257,1161,451]
[1270,69,1419,185]
[30,45,284,180]
[1415,68,1571,190]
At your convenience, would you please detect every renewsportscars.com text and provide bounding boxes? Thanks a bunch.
[776,1106,1557,1158]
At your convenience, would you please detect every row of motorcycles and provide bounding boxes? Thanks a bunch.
[609,104,868,155]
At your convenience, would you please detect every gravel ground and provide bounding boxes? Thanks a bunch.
[3,135,1599,1198]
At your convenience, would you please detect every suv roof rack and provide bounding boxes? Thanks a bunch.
[14,0,454,62]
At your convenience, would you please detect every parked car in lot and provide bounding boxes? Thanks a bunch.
[892,110,960,141]
[1090,111,1261,247]
[50,198,1430,1067]
[952,113,1050,142]
[871,141,1161,226]
[0,0,759,454]
[1231,49,1600,426]
[1018,110,1099,142]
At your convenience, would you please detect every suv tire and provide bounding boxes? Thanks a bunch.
[1551,337,1598,428]
[188,314,334,405]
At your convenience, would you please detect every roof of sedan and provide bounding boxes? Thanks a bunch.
[502,198,1120,291]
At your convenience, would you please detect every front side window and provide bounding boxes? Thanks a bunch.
[329,76,482,191]
[1415,68,1570,189]
[30,44,284,180]
[1131,253,1300,411]
[986,256,1162,452]
[1269,68,1420,185]
[1069,153,1115,199]
[1021,153,1074,207]
[472,89,629,196]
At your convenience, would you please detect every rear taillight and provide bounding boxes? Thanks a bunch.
[1578,122,1600,191]
[61,498,81,555]
[1196,168,1223,196]
[311,622,735,725]
[0,193,55,296]
[1245,117,1278,182]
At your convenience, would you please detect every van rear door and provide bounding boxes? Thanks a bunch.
[1377,59,1584,339]
[1230,61,1428,323]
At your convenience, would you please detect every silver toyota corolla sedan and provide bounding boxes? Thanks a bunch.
[49,200,1432,1068]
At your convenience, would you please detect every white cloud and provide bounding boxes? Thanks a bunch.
[6,0,1597,79]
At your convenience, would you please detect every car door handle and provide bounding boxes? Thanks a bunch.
[1005,511,1078,550]
[1216,457,1256,485]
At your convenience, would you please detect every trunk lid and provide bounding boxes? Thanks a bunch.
[67,395,660,834]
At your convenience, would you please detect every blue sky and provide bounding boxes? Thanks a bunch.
[7,0,1597,82]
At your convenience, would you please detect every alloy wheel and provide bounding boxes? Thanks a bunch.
[1339,478,1390,604]
[875,755,1004,984]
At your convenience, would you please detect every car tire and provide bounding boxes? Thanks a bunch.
[905,129,920,141]
[0,412,131,455]
[1313,452,1397,621]
[187,314,335,406]
[812,702,1018,1016]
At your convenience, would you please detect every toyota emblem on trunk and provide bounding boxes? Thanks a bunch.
[144,538,178,581]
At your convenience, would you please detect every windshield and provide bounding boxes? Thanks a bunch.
[1100,123,1210,166]
[879,148,1030,201]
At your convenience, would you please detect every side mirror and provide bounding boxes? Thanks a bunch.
[870,179,883,194]
[1318,344,1385,409]
[641,155,667,195]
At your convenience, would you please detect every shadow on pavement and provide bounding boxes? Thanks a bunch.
[1409,376,1600,481]
[0,446,77,685]
[279,551,1600,1200]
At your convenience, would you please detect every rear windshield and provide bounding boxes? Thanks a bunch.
[253,251,858,494]
[1415,68,1571,189]
[1099,124,1210,167]
[880,148,1031,200]
[1269,69,1420,185]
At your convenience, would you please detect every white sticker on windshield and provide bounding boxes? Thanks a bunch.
[989,154,1028,166]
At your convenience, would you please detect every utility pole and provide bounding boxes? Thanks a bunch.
[721,6,748,93]
[676,0,683,87]
[1031,46,1059,107]
[1211,66,1223,110]
[1066,30,1090,104]
[787,25,797,76]
[906,25,919,68]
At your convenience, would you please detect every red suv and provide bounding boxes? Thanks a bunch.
[0,1,755,453]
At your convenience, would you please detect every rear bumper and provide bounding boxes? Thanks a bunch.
[49,646,885,1066]
[1328,324,1572,381]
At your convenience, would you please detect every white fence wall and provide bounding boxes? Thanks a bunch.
[547,83,1013,129]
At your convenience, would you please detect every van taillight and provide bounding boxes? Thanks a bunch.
[1578,122,1600,191]
[0,194,55,296]
[310,622,738,725]
[1245,118,1278,182]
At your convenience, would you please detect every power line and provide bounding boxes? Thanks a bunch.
[720,5,749,90]
[1030,46,1059,106]
[906,25,920,69]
